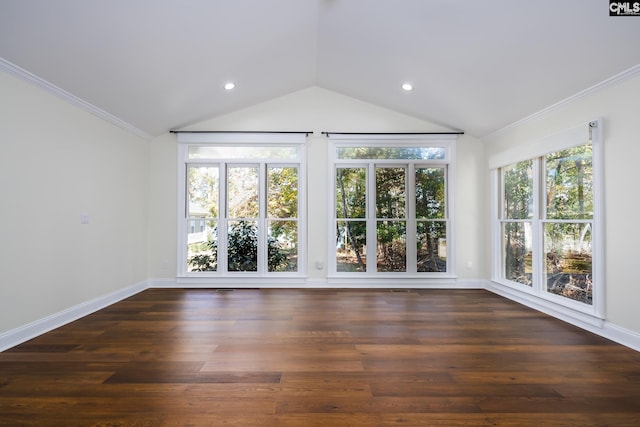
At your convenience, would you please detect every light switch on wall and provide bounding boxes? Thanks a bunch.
[80,212,90,224]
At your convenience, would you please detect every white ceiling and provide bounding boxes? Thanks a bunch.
[1,0,639,138]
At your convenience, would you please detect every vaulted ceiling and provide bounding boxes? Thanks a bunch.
[1,0,639,138]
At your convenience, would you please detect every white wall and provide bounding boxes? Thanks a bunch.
[147,132,178,281]
[483,73,640,334]
[0,71,150,334]
[147,87,485,282]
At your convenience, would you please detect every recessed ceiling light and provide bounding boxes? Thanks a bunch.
[402,83,413,91]
[224,82,235,90]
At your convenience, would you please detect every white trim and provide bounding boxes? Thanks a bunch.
[146,277,178,288]
[486,280,640,352]
[325,278,482,288]
[172,276,482,289]
[177,143,189,274]
[447,139,457,276]
[488,280,603,326]
[326,134,459,142]
[488,122,589,169]
[177,132,307,144]
[0,281,148,352]
[602,323,640,353]
[175,276,310,288]
[2,278,639,353]
[486,64,640,139]
[0,57,152,140]
[590,121,606,319]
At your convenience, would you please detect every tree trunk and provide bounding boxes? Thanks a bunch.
[338,170,366,270]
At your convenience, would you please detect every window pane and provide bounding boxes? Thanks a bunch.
[189,146,299,160]
[267,166,298,218]
[336,221,366,272]
[337,146,445,160]
[188,166,218,217]
[376,167,405,219]
[187,220,217,272]
[416,167,445,219]
[502,222,533,286]
[417,221,447,272]
[227,220,258,272]
[503,160,533,219]
[336,168,366,218]
[228,166,258,218]
[377,220,406,272]
[546,144,593,220]
[268,220,297,272]
[545,222,592,304]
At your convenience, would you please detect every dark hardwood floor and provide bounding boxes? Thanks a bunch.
[1,289,640,426]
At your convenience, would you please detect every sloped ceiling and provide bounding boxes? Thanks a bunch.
[1,0,639,138]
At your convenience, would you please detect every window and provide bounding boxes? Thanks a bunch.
[493,121,602,316]
[178,133,306,277]
[329,135,457,277]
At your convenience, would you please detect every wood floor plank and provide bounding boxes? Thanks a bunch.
[1,288,639,426]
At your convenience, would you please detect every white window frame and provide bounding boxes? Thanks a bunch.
[177,132,307,279]
[328,134,457,279]
[490,120,604,320]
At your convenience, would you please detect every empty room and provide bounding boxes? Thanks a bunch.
[1,1,640,425]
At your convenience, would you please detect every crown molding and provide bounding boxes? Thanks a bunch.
[485,63,640,140]
[0,57,152,140]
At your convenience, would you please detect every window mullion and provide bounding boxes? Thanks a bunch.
[528,157,540,295]
[406,164,417,274]
[219,163,228,273]
[367,163,377,273]
[258,163,267,275]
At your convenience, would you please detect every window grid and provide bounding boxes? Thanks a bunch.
[496,140,597,311]
[330,138,456,277]
[180,142,305,277]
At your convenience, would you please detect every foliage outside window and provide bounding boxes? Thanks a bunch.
[502,160,533,286]
[498,143,594,305]
[544,145,593,304]
[331,139,455,276]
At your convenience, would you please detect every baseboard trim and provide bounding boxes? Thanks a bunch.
[0,281,148,352]
[486,280,640,352]
[2,278,639,353]
[486,280,604,327]
[147,278,179,288]
[602,322,640,352]
[169,277,486,289]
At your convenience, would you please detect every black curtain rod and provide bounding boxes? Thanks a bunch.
[170,130,464,136]
[322,131,464,136]
[171,130,313,135]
